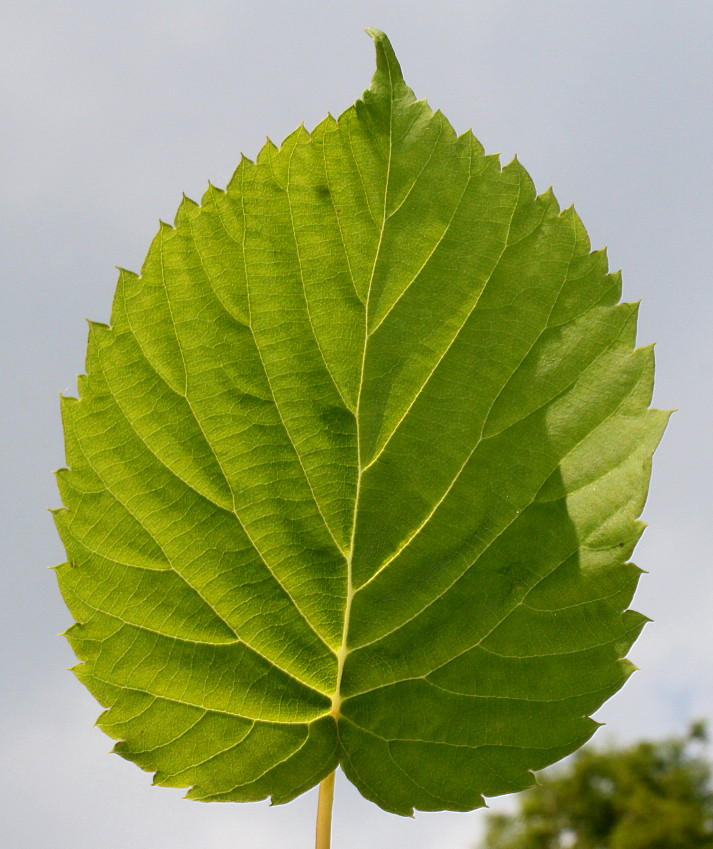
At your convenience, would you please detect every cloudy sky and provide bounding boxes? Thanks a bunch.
[2,1,711,847]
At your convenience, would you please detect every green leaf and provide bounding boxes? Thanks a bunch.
[53,29,668,815]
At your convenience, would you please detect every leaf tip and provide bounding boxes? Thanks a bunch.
[365,28,405,85]
[364,27,387,46]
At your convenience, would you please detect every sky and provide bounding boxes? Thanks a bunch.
[1,1,711,847]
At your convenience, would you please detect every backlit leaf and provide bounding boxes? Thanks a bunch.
[53,30,668,814]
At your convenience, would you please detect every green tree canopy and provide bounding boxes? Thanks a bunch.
[481,724,713,849]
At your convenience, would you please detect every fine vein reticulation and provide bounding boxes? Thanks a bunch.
[54,30,668,814]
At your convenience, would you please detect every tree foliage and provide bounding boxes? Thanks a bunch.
[53,30,667,814]
[482,724,713,849]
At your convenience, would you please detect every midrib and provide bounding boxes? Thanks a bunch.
[330,70,395,720]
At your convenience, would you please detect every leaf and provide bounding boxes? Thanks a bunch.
[53,29,668,815]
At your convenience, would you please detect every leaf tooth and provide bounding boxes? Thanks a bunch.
[114,265,139,279]
[261,136,278,155]
[538,184,561,213]
[61,387,81,413]
[109,268,136,331]
[294,122,312,143]
[225,153,255,190]
[317,113,338,133]
[560,203,592,253]
[503,155,537,201]
[200,181,224,206]
[457,128,486,158]
[621,657,640,674]
[431,107,458,143]
[592,244,608,262]
[174,192,200,227]
[86,318,112,346]
[85,317,110,332]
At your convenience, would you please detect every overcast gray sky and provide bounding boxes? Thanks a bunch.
[1,1,712,847]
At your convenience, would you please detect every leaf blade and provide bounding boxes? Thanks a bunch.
[54,29,667,811]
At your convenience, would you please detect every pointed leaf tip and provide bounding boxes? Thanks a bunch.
[365,28,404,84]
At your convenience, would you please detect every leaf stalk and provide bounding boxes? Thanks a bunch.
[315,770,336,849]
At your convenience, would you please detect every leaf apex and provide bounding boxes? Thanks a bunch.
[365,28,405,86]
